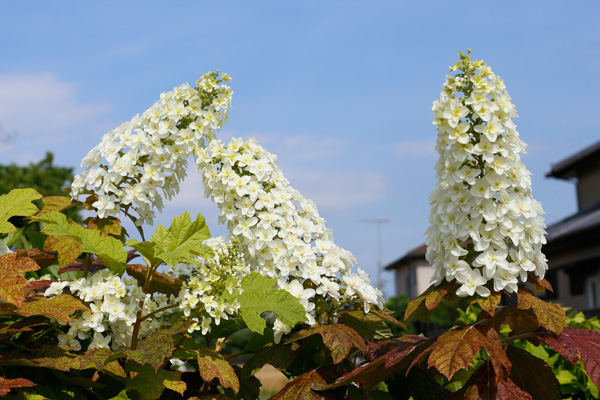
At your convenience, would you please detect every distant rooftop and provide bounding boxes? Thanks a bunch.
[546,202,600,243]
[547,139,600,180]
[384,243,426,270]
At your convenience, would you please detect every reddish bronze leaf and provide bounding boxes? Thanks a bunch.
[270,368,329,400]
[285,324,366,364]
[0,253,40,307]
[452,360,532,400]
[506,345,560,400]
[541,326,600,388]
[322,336,431,391]
[17,294,88,323]
[22,280,54,297]
[0,377,36,396]
[14,249,57,269]
[492,306,538,337]
[87,216,125,240]
[44,235,83,267]
[38,196,80,215]
[428,325,510,380]
[0,317,49,341]
[127,263,183,296]
[517,289,565,335]
[196,346,240,393]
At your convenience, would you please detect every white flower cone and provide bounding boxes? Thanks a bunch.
[426,51,548,297]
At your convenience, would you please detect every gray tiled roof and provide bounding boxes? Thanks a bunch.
[546,203,600,242]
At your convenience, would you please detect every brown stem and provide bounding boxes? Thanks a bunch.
[500,332,538,344]
[83,253,92,278]
[138,303,180,323]
[130,302,145,350]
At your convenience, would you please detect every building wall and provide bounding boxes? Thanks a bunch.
[577,166,600,210]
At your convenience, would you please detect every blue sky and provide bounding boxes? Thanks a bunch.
[1,1,599,297]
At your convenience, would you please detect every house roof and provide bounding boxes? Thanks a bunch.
[546,139,600,180]
[384,243,427,270]
[545,202,600,243]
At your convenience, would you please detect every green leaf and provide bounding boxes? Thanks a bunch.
[232,273,306,333]
[126,363,185,400]
[196,346,240,393]
[109,390,131,400]
[126,239,158,266]
[120,320,192,372]
[35,211,126,275]
[0,253,40,307]
[150,212,213,267]
[0,188,42,233]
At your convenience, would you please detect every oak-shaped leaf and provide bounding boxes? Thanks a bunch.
[540,326,600,388]
[241,342,300,379]
[119,320,192,372]
[16,294,89,323]
[506,345,560,400]
[492,306,539,337]
[126,362,186,400]
[0,252,40,307]
[230,273,306,333]
[323,336,430,391]
[0,188,42,233]
[527,272,554,294]
[38,195,79,216]
[285,324,366,364]
[148,211,213,267]
[517,289,565,335]
[35,211,126,275]
[450,359,532,400]
[14,248,57,269]
[126,263,183,296]
[0,377,36,396]
[337,310,393,341]
[271,368,339,400]
[44,235,83,267]
[87,216,125,240]
[428,324,510,380]
[474,291,502,316]
[196,346,240,393]
[404,280,458,323]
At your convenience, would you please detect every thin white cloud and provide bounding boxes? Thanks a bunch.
[0,73,112,136]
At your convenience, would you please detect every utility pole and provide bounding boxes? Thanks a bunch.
[358,218,390,293]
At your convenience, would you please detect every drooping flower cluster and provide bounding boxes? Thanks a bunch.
[196,136,384,325]
[45,270,177,351]
[426,51,547,297]
[70,72,233,226]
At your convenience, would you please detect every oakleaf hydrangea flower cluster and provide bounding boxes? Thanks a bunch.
[70,71,233,226]
[196,136,384,331]
[426,51,547,297]
[45,270,177,351]
[45,238,248,351]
